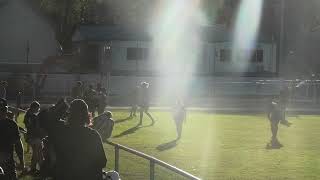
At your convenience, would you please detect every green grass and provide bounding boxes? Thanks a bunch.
[18,111,320,180]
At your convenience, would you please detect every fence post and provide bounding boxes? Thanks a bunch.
[115,145,119,172]
[150,160,155,180]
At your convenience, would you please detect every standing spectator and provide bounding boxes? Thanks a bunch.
[96,83,102,93]
[24,101,42,174]
[0,81,8,99]
[15,91,23,122]
[0,98,25,180]
[84,85,97,117]
[49,99,107,180]
[97,88,108,115]
[138,82,155,126]
[71,81,83,99]
[93,111,114,142]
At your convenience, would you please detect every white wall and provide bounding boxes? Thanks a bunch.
[109,40,276,74]
[0,0,58,63]
[213,42,277,73]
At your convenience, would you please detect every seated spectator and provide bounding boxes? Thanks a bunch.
[49,99,107,180]
[93,111,115,141]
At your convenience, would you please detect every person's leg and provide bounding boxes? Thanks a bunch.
[30,143,37,172]
[129,105,137,117]
[132,105,137,116]
[144,107,155,125]
[270,121,281,146]
[175,120,182,139]
[139,107,143,125]
[271,122,278,141]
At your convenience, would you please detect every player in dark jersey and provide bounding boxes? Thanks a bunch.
[267,98,283,148]
[138,82,155,125]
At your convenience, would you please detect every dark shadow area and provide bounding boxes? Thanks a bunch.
[115,116,133,124]
[156,139,178,151]
[265,143,283,150]
[113,124,152,138]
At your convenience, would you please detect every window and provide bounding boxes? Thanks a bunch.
[251,50,264,63]
[127,48,148,60]
[256,50,264,63]
[220,49,232,62]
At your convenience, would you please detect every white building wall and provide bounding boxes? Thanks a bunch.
[0,0,58,63]
[109,40,276,74]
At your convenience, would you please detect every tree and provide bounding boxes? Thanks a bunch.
[32,0,94,53]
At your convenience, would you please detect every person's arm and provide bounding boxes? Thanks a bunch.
[94,132,107,168]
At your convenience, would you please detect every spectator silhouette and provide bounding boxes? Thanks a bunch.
[93,111,114,142]
[49,99,107,180]
[0,98,25,180]
[24,101,42,175]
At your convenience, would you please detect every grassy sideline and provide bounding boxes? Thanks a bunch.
[18,111,320,180]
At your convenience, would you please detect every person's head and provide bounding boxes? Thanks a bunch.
[105,111,112,119]
[0,98,8,119]
[141,82,149,88]
[52,98,69,119]
[30,101,40,114]
[68,99,90,126]
[76,81,82,87]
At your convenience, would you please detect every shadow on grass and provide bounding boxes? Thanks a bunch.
[113,124,152,138]
[265,143,283,150]
[156,139,178,151]
[115,116,133,124]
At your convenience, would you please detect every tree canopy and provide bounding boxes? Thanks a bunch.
[32,0,94,53]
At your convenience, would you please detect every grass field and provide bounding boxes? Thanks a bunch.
[18,111,320,180]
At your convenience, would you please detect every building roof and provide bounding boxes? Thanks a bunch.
[73,24,273,43]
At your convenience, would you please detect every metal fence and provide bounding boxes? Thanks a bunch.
[106,141,201,180]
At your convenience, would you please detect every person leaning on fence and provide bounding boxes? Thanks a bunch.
[24,101,43,175]
[0,98,25,180]
[48,99,107,180]
[93,111,114,142]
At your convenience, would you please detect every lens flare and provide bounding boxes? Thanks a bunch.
[149,0,204,102]
[232,0,263,71]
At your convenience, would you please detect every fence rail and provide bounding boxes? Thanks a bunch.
[106,141,201,180]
